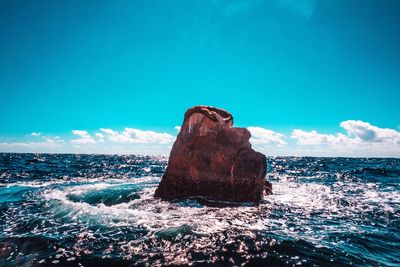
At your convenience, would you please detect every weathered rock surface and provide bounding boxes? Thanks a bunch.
[154,106,271,203]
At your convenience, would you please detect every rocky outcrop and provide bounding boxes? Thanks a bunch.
[154,106,271,203]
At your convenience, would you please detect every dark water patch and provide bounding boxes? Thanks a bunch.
[356,167,400,176]
[351,167,400,183]
[0,236,57,266]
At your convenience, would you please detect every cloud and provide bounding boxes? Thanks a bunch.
[0,138,63,149]
[95,132,105,143]
[340,120,400,144]
[291,120,400,157]
[290,129,346,146]
[95,133,104,138]
[100,128,174,144]
[30,132,41,136]
[71,130,97,144]
[292,120,400,146]
[174,126,181,132]
[1,122,398,157]
[248,126,287,146]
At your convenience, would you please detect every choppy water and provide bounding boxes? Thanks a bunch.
[0,153,399,266]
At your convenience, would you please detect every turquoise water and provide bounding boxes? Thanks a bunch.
[0,153,399,266]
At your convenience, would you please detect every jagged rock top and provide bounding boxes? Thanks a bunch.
[184,106,233,126]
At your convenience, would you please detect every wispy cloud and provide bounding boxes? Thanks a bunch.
[30,132,41,136]
[248,126,286,146]
[0,128,176,154]
[0,138,63,150]
[95,132,105,143]
[71,130,97,144]
[291,129,342,146]
[100,128,174,144]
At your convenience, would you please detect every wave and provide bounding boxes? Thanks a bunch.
[1,155,399,266]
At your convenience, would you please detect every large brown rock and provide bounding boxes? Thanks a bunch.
[154,106,271,203]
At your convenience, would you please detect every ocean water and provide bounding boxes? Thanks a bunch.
[0,153,399,266]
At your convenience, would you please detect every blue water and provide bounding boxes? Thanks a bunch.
[0,153,399,266]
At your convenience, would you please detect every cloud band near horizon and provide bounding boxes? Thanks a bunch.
[0,120,399,157]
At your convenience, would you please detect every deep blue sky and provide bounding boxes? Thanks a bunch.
[0,0,399,156]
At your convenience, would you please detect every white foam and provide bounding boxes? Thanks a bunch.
[40,174,400,247]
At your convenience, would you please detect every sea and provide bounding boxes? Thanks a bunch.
[0,153,399,266]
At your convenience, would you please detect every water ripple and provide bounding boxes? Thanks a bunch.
[0,154,399,266]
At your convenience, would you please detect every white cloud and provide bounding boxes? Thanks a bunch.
[174,126,181,132]
[95,132,105,143]
[0,138,63,149]
[291,120,400,157]
[291,129,347,146]
[248,126,287,146]
[71,130,97,144]
[100,128,174,144]
[95,132,104,138]
[340,120,400,144]
[30,132,41,136]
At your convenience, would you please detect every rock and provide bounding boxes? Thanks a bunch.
[154,106,271,203]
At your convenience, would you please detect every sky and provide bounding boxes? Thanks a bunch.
[0,0,399,157]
